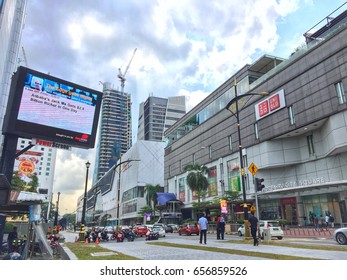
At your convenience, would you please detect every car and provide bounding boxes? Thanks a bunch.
[105,226,114,233]
[152,225,165,237]
[168,224,179,232]
[178,223,200,236]
[164,225,173,233]
[333,227,347,245]
[133,225,148,237]
[237,220,284,240]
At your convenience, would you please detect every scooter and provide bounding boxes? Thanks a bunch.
[122,228,136,242]
[100,230,109,241]
[116,230,124,242]
[145,229,159,240]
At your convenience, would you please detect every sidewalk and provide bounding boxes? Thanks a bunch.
[60,230,347,260]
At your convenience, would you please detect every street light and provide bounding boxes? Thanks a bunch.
[79,161,91,240]
[113,157,140,227]
[225,79,268,235]
[54,192,61,226]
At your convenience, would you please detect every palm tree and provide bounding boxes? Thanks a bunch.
[184,163,209,204]
[144,184,161,222]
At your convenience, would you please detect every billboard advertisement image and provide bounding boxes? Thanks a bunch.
[3,67,103,149]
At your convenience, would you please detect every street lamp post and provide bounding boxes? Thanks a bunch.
[113,157,140,227]
[53,192,61,227]
[225,79,268,237]
[79,161,91,241]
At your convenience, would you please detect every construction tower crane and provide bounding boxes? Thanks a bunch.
[117,48,137,93]
[21,46,29,67]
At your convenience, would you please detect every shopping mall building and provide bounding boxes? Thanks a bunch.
[164,8,347,226]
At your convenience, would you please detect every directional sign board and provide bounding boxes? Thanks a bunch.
[248,162,258,176]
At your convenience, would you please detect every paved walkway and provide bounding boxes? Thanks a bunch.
[61,231,347,260]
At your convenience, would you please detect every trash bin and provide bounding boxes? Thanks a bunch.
[263,228,271,241]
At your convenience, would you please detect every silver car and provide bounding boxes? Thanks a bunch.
[333,227,347,245]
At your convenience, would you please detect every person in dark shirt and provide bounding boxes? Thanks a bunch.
[7,226,18,253]
[248,212,259,246]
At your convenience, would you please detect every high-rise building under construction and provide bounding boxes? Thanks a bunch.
[94,82,132,181]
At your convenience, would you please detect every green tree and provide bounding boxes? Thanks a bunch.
[11,171,25,190]
[27,174,39,192]
[144,184,161,222]
[222,190,242,221]
[138,205,153,223]
[184,163,209,204]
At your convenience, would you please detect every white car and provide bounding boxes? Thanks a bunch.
[333,227,347,245]
[238,220,284,240]
[152,225,166,237]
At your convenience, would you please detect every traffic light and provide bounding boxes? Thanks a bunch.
[255,177,265,191]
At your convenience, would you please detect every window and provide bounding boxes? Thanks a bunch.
[254,122,259,140]
[335,82,346,104]
[288,105,295,125]
[228,135,232,151]
[307,135,315,156]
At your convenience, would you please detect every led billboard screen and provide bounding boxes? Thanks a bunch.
[3,66,103,149]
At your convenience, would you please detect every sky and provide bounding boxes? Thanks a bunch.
[20,0,347,214]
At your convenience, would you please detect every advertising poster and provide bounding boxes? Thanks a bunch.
[220,199,228,214]
[227,159,241,192]
[207,166,217,197]
[14,150,42,184]
[178,178,185,202]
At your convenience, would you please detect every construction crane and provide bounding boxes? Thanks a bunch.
[117,48,137,93]
[21,46,29,67]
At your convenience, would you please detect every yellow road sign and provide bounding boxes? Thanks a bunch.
[248,162,258,176]
[250,205,256,212]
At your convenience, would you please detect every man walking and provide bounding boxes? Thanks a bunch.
[248,211,259,246]
[198,213,208,245]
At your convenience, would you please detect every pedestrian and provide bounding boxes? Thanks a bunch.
[46,226,51,239]
[7,226,18,253]
[329,214,335,228]
[216,215,221,240]
[309,211,314,224]
[198,213,208,245]
[216,214,226,240]
[248,211,259,246]
[313,214,319,231]
[325,213,330,227]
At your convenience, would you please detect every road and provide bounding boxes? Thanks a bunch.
[61,231,347,260]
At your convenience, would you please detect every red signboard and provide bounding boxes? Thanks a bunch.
[258,100,269,117]
[269,94,280,111]
[255,89,286,120]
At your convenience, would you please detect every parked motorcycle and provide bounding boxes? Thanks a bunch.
[116,230,124,242]
[122,228,136,242]
[100,230,109,241]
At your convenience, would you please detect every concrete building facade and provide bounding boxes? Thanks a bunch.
[137,95,186,142]
[0,0,27,152]
[164,8,347,226]
[78,140,165,226]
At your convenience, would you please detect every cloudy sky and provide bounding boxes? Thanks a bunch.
[20,0,347,213]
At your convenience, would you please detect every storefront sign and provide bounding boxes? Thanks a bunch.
[261,177,326,193]
[255,89,286,120]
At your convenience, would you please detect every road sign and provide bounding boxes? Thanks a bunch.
[248,162,258,176]
[250,205,256,212]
